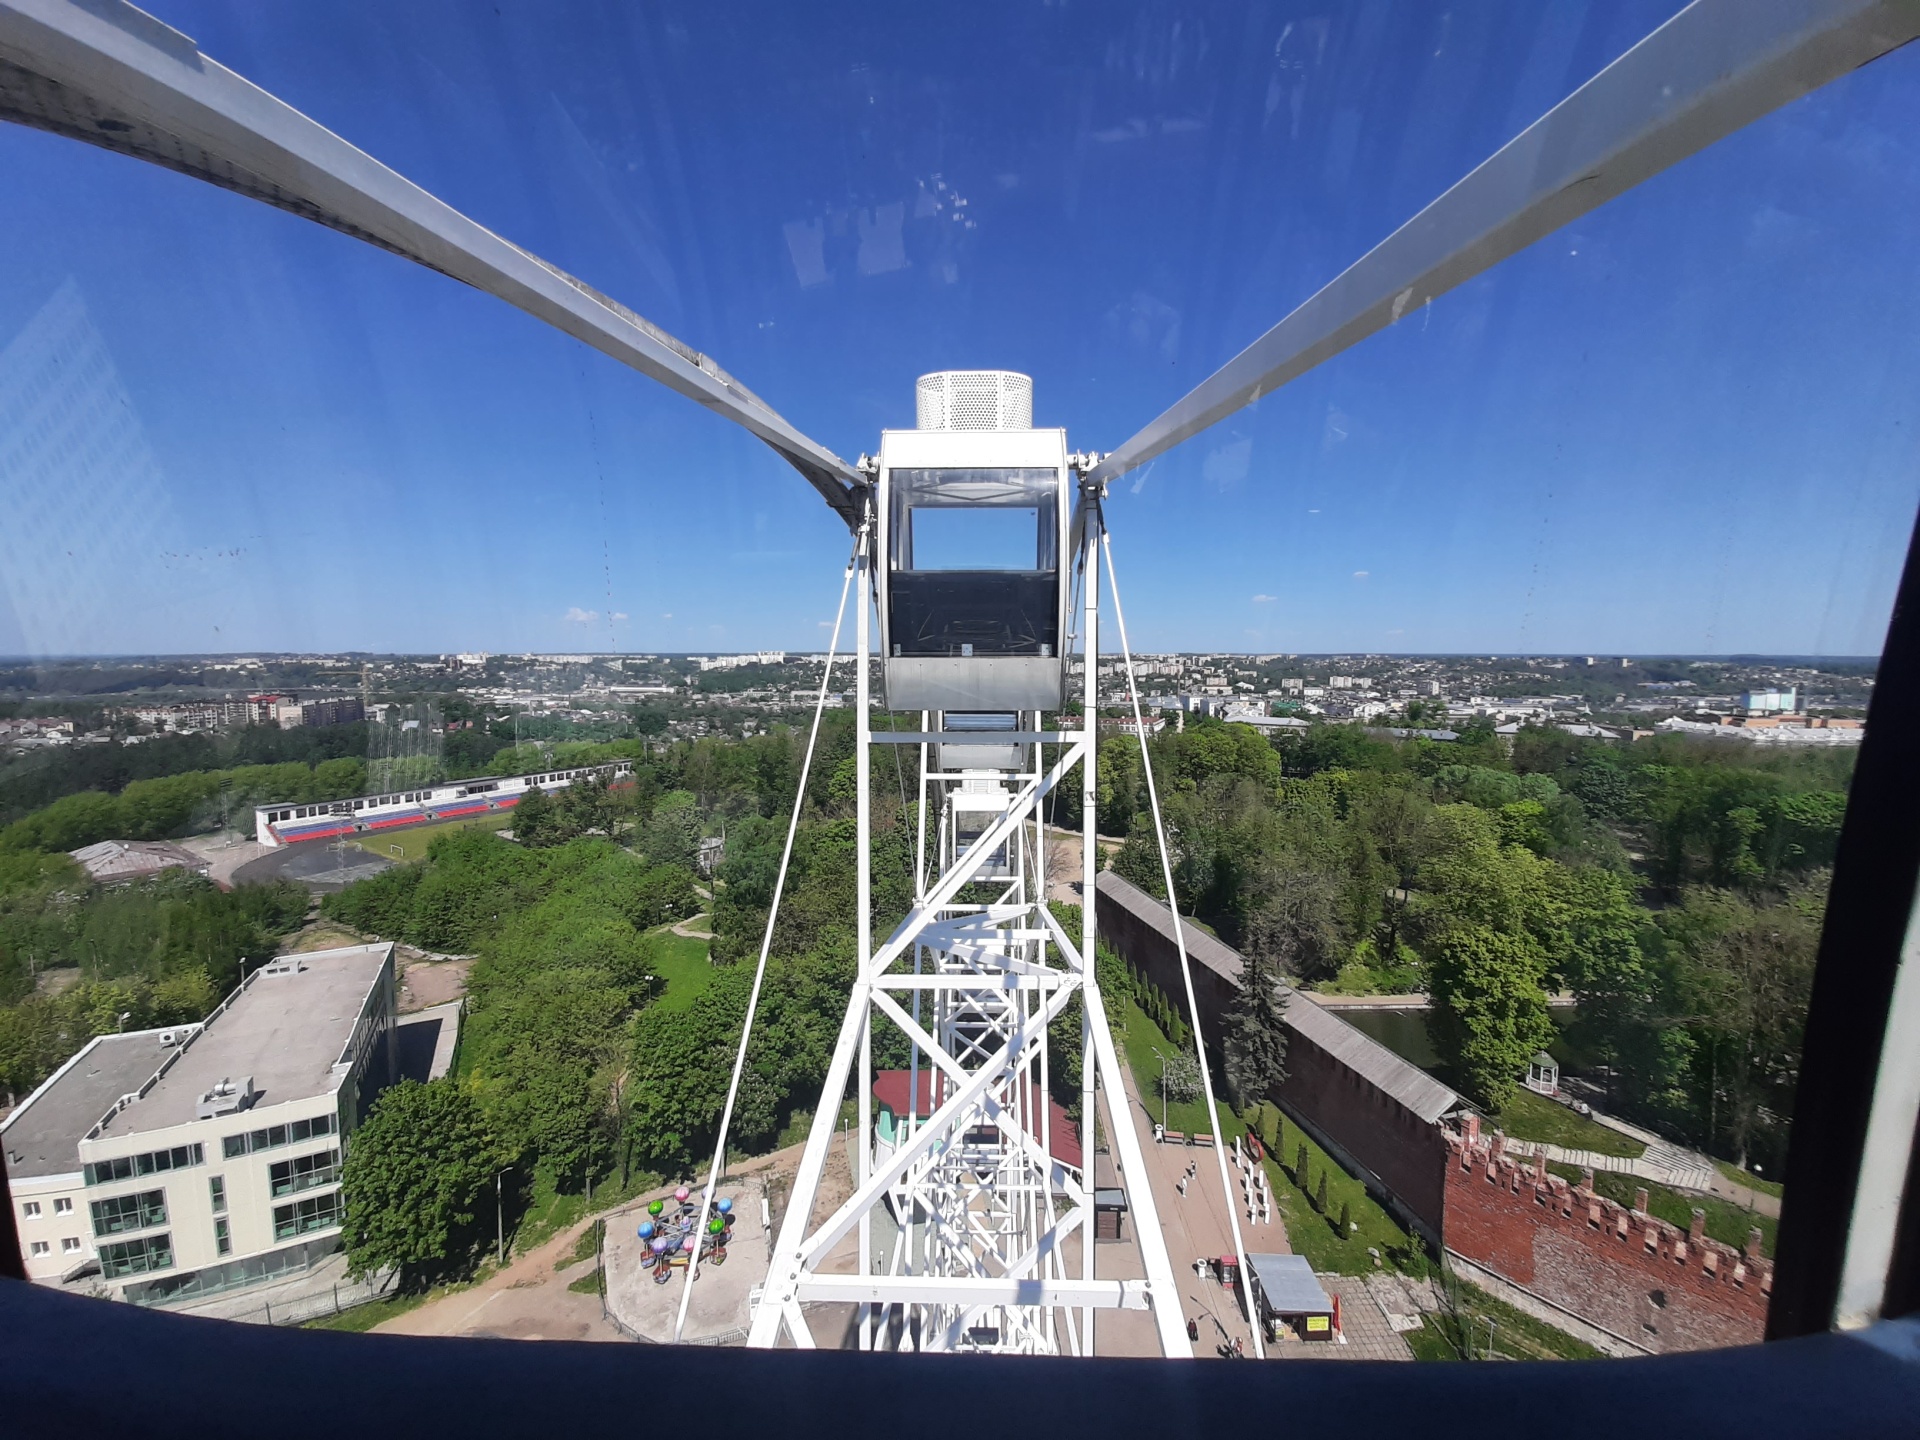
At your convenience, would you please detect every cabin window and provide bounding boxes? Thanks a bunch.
[888,467,1060,658]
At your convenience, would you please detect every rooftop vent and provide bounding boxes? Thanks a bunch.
[195,1075,257,1120]
[915,370,1032,432]
[262,959,308,977]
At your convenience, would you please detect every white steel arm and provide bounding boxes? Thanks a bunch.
[1089,0,1920,489]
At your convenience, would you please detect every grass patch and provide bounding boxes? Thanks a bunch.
[1415,1275,1604,1362]
[302,1287,436,1332]
[1714,1158,1784,1199]
[1259,1116,1421,1277]
[564,1220,603,1267]
[1492,1090,1645,1159]
[1116,996,1216,1137]
[344,811,514,863]
[512,1167,661,1257]
[645,929,715,1013]
[567,1267,604,1295]
[1547,1164,1776,1258]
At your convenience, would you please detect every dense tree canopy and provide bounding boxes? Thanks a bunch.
[342,1079,507,1287]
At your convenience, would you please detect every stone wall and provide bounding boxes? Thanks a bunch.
[1441,1117,1771,1354]
[1280,1019,1450,1240]
[1095,871,1452,1241]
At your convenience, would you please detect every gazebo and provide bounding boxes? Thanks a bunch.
[1524,1050,1560,1096]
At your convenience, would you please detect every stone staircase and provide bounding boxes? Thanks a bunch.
[1513,1133,1717,1194]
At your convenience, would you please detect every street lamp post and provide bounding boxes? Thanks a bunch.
[1150,1046,1169,1133]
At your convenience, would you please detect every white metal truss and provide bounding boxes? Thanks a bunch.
[749,502,1188,1355]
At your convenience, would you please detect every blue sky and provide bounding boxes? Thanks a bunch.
[1,1,1917,658]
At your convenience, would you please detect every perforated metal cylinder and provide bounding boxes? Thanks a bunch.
[915,370,1033,431]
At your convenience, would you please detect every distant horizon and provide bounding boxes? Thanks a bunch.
[0,649,1885,666]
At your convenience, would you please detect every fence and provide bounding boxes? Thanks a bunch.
[180,1268,398,1327]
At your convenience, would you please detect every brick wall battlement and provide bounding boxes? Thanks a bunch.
[1442,1117,1770,1353]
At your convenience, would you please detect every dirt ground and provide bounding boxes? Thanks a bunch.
[374,1214,625,1343]
[396,954,471,1013]
[376,1139,837,1346]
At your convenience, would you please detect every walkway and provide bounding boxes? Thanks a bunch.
[1511,1134,1718,1194]
[1113,1062,1269,1358]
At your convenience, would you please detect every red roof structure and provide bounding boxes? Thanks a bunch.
[872,1068,1083,1169]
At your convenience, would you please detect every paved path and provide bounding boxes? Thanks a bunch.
[1300,991,1577,1011]
[1705,1173,1782,1219]
[1114,1063,1271,1358]
[1510,1137,1718,1194]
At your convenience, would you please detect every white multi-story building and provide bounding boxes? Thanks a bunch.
[3,943,395,1306]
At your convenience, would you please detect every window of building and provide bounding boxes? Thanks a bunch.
[273,1192,342,1241]
[269,1148,341,1198]
[28,1241,48,1258]
[209,1176,226,1213]
[61,1236,81,1254]
[222,1112,336,1160]
[83,1144,204,1186]
[90,1189,168,1237]
[99,1233,173,1279]
[214,1217,231,1256]
[53,1197,72,1215]
[21,1201,40,1218]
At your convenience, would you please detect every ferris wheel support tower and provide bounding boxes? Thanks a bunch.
[746,378,1189,1355]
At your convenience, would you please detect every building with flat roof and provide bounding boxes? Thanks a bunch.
[2,943,395,1304]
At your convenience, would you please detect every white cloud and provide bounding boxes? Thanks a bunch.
[610,611,629,622]
[1353,571,1370,580]
[1252,594,1277,603]
[563,606,598,624]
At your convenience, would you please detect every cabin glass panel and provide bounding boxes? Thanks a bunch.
[887,468,1060,658]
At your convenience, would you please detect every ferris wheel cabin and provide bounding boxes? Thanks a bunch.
[877,371,1074,713]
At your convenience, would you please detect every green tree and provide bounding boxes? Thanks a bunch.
[342,1079,505,1287]
[1221,949,1289,1108]
[512,783,559,847]
[1416,806,1557,1109]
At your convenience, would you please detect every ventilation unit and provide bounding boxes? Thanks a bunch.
[195,1075,257,1120]
[915,370,1033,431]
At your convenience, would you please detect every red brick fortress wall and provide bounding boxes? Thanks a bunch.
[1441,1120,1771,1353]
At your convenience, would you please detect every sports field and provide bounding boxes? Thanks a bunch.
[344,811,515,863]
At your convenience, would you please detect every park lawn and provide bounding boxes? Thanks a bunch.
[1492,1090,1645,1159]
[345,811,514,864]
[1413,1276,1604,1362]
[1547,1163,1777,1258]
[645,928,716,1013]
[1715,1158,1784,1199]
[1259,1112,1420,1277]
